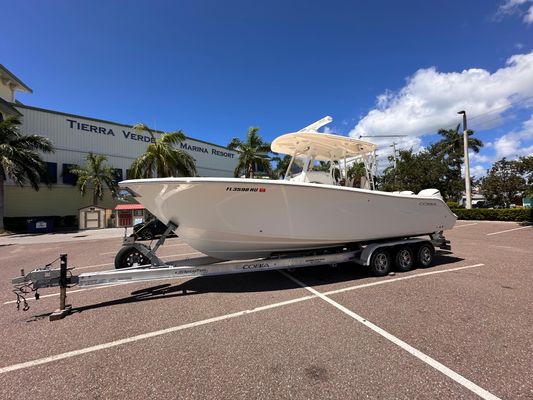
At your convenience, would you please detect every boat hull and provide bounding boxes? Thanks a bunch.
[121,178,457,259]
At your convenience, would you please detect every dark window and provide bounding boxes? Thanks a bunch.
[113,168,123,183]
[0,112,4,122]
[126,169,131,179]
[43,162,57,184]
[62,164,77,185]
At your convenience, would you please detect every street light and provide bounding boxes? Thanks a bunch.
[457,111,471,209]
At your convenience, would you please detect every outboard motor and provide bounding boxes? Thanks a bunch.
[418,189,443,200]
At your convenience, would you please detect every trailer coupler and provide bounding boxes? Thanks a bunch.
[12,253,77,320]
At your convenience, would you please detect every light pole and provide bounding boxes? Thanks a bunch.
[457,110,471,209]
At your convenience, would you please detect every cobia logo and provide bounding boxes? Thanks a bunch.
[419,201,437,206]
[242,263,270,270]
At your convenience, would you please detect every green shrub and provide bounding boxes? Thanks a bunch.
[446,201,459,208]
[450,208,533,222]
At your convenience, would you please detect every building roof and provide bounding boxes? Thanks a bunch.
[0,64,32,93]
[0,97,22,117]
[115,203,145,210]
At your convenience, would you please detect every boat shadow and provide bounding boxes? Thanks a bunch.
[66,252,463,315]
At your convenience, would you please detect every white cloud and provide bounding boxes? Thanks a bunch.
[496,0,533,24]
[350,51,533,144]
[494,113,533,158]
[471,165,488,178]
[469,152,491,163]
[525,4,533,22]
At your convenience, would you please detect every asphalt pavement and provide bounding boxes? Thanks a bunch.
[0,221,532,399]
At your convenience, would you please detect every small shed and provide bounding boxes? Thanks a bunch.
[115,203,146,227]
[79,205,106,229]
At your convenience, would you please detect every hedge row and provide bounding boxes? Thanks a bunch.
[450,208,533,222]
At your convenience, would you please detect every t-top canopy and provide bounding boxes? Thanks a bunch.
[271,117,376,161]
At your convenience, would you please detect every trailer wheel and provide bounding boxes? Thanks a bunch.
[115,245,150,269]
[417,243,434,268]
[369,249,391,277]
[394,246,414,272]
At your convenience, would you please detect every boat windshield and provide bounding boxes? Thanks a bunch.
[285,156,305,179]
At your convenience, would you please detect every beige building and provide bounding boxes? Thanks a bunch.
[0,64,238,228]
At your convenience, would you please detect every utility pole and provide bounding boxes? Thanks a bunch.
[358,135,406,169]
[457,111,471,209]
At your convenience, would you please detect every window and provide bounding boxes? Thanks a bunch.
[43,162,57,184]
[62,163,77,185]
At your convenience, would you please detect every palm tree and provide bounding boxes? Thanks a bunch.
[0,117,54,231]
[431,124,483,171]
[227,127,271,178]
[128,123,196,178]
[271,154,292,179]
[69,153,118,205]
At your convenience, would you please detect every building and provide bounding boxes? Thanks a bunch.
[0,64,238,227]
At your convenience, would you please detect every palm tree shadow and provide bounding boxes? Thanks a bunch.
[62,252,463,316]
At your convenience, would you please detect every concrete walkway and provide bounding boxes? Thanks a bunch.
[0,227,129,245]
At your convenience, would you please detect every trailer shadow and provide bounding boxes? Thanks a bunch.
[63,252,463,316]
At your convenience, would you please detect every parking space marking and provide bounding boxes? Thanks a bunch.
[0,295,316,375]
[453,223,478,228]
[75,252,203,270]
[3,263,486,306]
[99,243,189,255]
[0,262,488,376]
[280,270,500,400]
[323,264,485,296]
[486,226,532,236]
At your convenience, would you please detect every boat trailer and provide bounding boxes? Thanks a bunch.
[10,224,451,321]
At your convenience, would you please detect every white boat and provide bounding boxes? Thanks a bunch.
[120,117,456,260]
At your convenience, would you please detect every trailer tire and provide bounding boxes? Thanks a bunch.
[394,246,414,272]
[115,245,150,269]
[417,243,434,268]
[369,249,391,277]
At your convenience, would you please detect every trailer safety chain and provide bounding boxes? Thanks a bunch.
[12,255,75,311]
[12,283,34,311]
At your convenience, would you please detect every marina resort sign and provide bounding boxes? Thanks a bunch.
[66,118,235,159]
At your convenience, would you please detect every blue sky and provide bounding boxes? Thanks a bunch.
[2,0,533,176]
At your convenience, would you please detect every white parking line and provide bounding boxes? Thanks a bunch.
[280,269,500,400]
[486,226,532,236]
[323,264,485,296]
[3,263,484,306]
[99,243,189,255]
[0,295,315,375]
[453,223,478,228]
[0,263,486,375]
[75,252,203,270]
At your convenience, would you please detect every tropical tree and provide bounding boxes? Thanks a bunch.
[429,125,484,201]
[346,162,366,187]
[271,154,292,179]
[518,155,533,196]
[0,117,54,231]
[227,127,272,178]
[69,153,119,205]
[480,158,526,207]
[128,124,196,178]
[379,149,450,197]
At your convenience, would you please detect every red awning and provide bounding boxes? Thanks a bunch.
[115,204,145,210]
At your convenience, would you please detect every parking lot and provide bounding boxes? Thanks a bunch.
[0,220,531,399]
